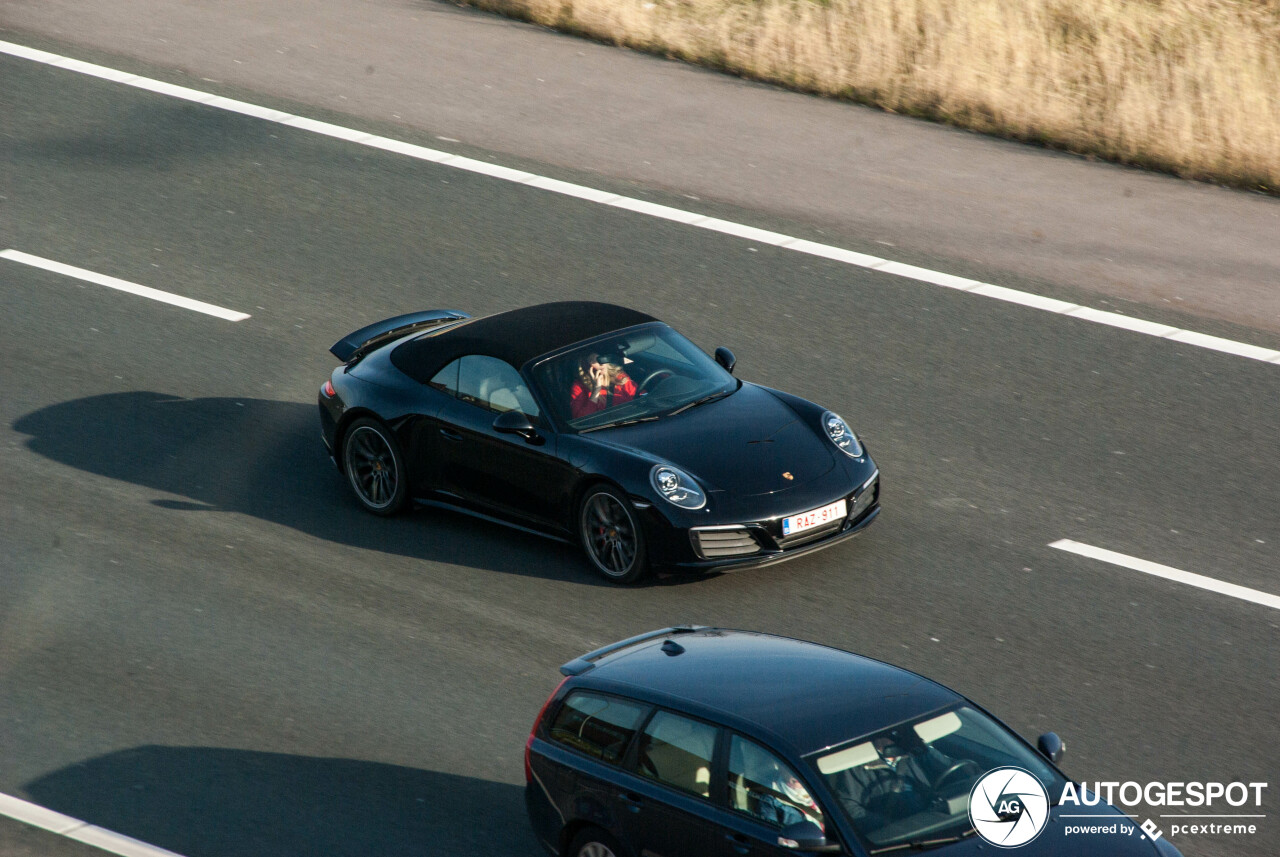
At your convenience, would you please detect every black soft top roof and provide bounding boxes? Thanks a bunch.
[391,301,658,382]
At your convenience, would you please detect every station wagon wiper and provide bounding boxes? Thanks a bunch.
[868,827,977,853]
[580,415,661,433]
[667,390,731,416]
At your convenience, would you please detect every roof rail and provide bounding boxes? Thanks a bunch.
[560,625,707,676]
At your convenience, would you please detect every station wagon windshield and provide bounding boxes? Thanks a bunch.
[532,323,737,431]
[807,706,1067,853]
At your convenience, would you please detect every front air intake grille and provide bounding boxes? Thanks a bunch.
[848,475,879,524]
[691,527,761,559]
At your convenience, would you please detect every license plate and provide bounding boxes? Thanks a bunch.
[782,499,847,536]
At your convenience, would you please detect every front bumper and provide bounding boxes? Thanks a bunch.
[646,468,881,572]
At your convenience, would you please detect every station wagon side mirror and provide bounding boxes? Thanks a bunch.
[1037,732,1066,764]
[777,820,842,853]
[493,410,541,443]
[714,346,736,374]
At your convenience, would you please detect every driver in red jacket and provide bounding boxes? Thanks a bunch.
[570,350,637,418]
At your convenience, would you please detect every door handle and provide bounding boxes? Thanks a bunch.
[439,428,463,441]
[616,792,642,813]
[724,832,751,855]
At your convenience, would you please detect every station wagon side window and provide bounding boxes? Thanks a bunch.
[727,735,826,831]
[456,355,541,418]
[635,710,719,799]
[547,691,648,765]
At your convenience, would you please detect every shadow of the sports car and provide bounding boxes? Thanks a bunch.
[13,391,678,586]
[24,745,536,857]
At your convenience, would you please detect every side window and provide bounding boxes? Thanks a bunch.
[456,355,541,418]
[547,691,647,765]
[728,736,825,831]
[429,358,461,396]
[636,710,719,798]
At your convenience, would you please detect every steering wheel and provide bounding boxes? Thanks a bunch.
[638,369,675,395]
[932,760,981,792]
[859,773,931,818]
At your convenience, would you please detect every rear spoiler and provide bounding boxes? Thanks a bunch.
[560,625,707,676]
[330,310,470,362]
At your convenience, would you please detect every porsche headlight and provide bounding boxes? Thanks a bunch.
[650,464,707,510]
[822,411,863,458]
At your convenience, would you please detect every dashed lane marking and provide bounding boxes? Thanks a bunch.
[1050,539,1280,611]
[1,250,251,321]
[0,791,187,857]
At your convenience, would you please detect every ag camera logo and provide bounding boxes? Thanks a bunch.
[969,767,1050,848]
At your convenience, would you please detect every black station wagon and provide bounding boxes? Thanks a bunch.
[524,627,1181,857]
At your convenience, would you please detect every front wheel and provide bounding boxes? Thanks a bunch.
[341,417,408,515]
[578,485,648,584]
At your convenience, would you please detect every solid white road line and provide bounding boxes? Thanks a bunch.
[1,250,251,321]
[0,791,187,857]
[1050,539,1280,611]
[3,39,1278,365]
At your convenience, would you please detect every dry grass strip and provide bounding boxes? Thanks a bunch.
[463,0,1280,192]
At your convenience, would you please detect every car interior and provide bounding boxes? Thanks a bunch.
[534,325,729,427]
[476,375,539,417]
[636,711,715,798]
[432,355,542,418]
[548,692,646,765]
[728,736,825,829]
[816,708,1051,847]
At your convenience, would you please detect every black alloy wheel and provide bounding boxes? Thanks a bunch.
[342,418,408,515]
[579,485,647,584]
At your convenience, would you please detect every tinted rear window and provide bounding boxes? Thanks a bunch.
[548,691,648,765]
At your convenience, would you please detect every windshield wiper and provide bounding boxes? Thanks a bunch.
[667,390,731,416]
[868,827,977,854]
[579,415,661,433]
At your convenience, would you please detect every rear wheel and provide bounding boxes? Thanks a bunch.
[578,485,648,584]
[341,417,408,515]
[568,828,625,857]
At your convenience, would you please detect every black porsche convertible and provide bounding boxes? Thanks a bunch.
[318,302,879,583]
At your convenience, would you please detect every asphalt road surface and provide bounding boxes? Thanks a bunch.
[5,0,1280,335]
[1,14,1277,857]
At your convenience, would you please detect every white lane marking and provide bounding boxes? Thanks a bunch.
[4,39,1279,366]
[1050,539,1280,611]
[1,250,251,321]
[0,791,187,857]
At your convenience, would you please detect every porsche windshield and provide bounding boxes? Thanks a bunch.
[532,323,737,431]
[807,706,1067,853]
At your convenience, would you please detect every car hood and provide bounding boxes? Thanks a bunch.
[598,383,835,496]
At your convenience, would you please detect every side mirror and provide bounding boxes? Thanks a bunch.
[493,410,541,443]
[714,346,736,374]
[777,820,841,853]
[1038,732,1065,764]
